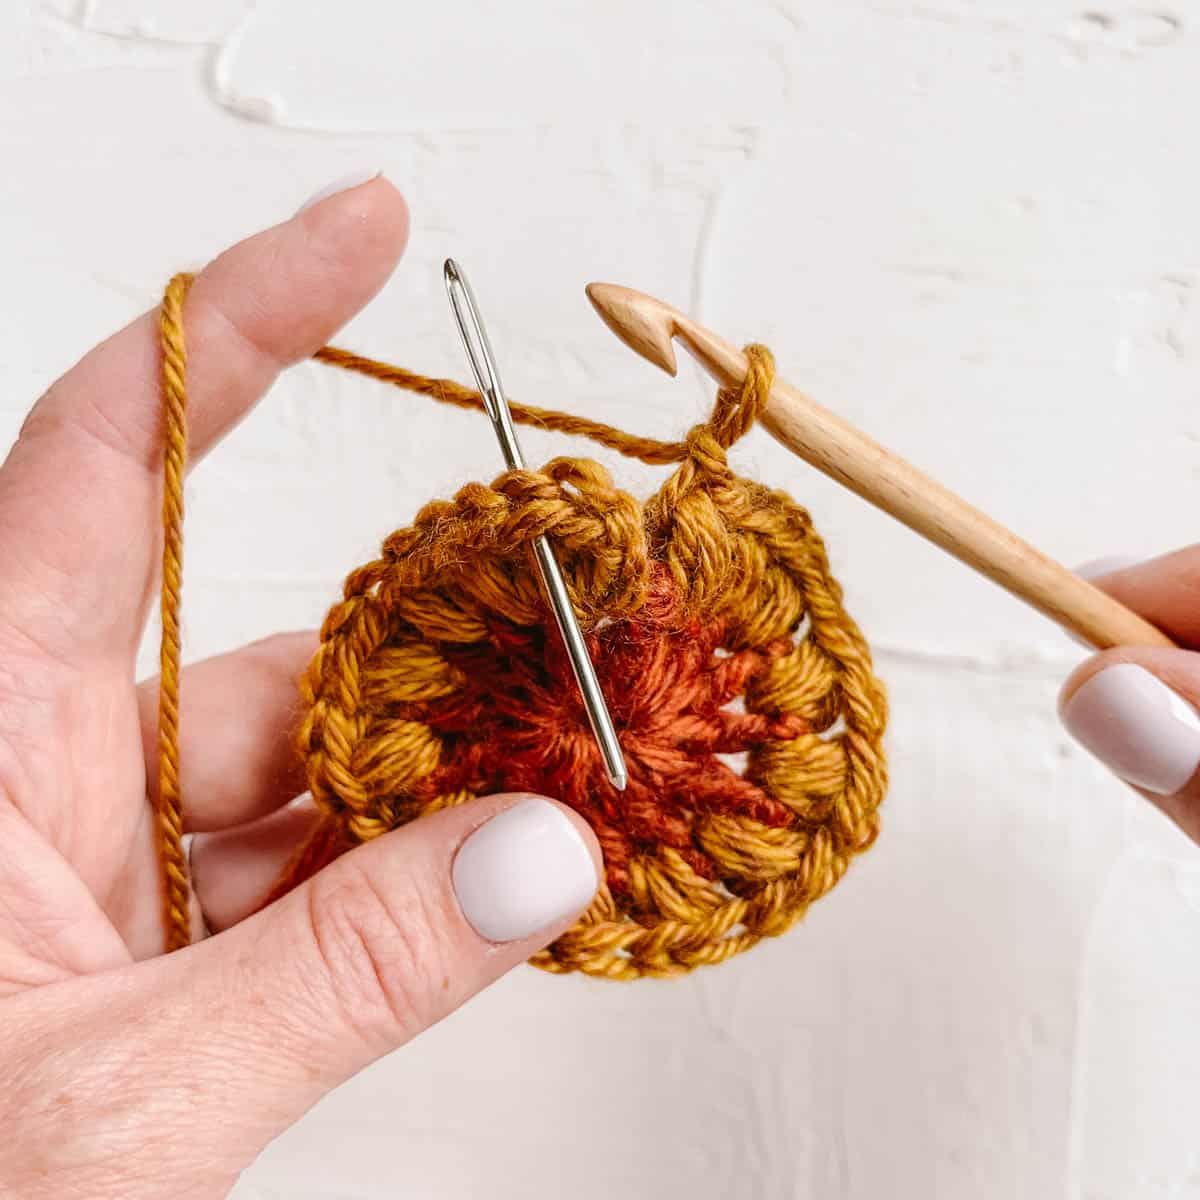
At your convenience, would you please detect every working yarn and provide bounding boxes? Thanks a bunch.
[155,273,888,978]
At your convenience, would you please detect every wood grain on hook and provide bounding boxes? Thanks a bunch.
[585,282,1173,651]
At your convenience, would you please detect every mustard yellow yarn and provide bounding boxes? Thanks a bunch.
[156,276,889,979]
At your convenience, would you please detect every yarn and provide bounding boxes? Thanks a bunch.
[155,273,888,979]
[155,272,194,951]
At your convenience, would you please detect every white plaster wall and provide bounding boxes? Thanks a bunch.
[3,2,1199,1196]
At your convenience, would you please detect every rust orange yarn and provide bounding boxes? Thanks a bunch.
[155,273,889,979]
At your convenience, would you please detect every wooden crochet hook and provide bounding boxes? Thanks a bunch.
[585,283,1172,651]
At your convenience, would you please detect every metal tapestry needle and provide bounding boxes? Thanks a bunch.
[443,258,628,790]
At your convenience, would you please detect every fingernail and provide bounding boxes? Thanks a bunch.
[1062,663,1200,795]
[296,169,382,215]
[452,797,598,942]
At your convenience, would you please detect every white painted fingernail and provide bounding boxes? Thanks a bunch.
[296,169,382,215]
[1062,663,1200,795]
[452,798,598,942]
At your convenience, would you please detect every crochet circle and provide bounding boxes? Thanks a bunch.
[296,348,888,979]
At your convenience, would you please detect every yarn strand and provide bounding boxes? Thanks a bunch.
[313,346,689,465]
[157,272,194,951]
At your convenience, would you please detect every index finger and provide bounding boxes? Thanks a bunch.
[0,175,408,661]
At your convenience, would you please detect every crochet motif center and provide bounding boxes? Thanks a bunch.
[316,564,813,894]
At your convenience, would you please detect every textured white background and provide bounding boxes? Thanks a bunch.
[4,2,1200,1197]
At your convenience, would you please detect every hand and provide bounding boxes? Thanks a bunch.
[0,175,601,1199]
[1061,551,1200,842]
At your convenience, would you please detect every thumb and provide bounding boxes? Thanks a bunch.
[1060,647,1200,842]
[200,791,601,1091]
[38,793,600,1189]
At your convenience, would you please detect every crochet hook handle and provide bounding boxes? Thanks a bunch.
[585,283,1173,651]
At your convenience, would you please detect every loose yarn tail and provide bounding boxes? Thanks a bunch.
[156,272,195,952]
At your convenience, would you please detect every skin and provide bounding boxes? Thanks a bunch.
[1059,551,1200,843]
[0,174,1192,1196]
[0,178,600,1199]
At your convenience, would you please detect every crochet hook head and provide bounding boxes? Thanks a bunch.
[585,282,746,387]
[443,259,628,790]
